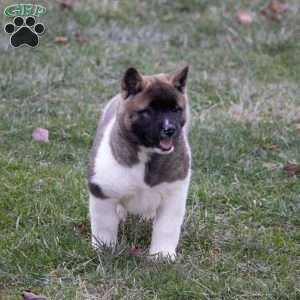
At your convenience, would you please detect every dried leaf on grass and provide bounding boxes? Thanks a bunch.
[294,124,300,132]
[54,36,69,44]
[32,128,49,142]
[22,290,46,300]
[129,246,145,257]
[236,9,253,25]
[267,0,289,13]
[50,269,61,279]
[261,0,291,21]
[260,144,280,151]
[75,32,88,44]
[58,0,74,10]
[74,223,87,237]
[283,160,299,176]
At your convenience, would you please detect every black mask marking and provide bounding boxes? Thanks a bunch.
[131,82,185,150]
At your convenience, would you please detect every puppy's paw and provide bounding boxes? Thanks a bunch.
[116,204,127,222]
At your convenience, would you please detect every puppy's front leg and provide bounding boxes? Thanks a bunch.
[89,194,119,248]
[149,183,189,260]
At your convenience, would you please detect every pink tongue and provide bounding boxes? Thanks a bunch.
[159,138,173,150]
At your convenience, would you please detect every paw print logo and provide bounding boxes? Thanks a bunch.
[4,16,45,48]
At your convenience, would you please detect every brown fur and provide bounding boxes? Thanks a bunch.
[144,134,190,186]
[110,119,139,166]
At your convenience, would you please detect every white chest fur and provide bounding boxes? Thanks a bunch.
[91,117,189,216]
[93,118,141,193]
[89,117,191,259]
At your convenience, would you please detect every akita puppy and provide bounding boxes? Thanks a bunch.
[87,66,191,259]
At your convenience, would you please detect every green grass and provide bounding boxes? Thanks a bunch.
[1,0,300,299]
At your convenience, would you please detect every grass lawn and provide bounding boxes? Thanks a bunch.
[0,0,300,299]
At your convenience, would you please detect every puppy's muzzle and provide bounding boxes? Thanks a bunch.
[160,123,176,138]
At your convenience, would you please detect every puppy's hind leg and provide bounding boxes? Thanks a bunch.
[89,194,120,249]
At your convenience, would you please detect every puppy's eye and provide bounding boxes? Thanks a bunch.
[172,107,183,113]
[138,109,151,118]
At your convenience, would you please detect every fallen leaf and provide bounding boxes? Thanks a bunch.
[74,223,86,236]
[269,0,288,13]
[228,104,242,120]
[58,0,74,10]
[54,36,69,44]
[75,32,88,44]
[260,0,289,21]
[294,124,300,132]
[260,8,279,21]
[283,160,299,176]
[260,144,279,151]
[21,290,46,300]
[236,9,253,25]
[32,128,49,142]
[50,269,61,278]
[129,246,144,257]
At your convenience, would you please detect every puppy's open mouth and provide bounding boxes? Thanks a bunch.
[158,137,174,152]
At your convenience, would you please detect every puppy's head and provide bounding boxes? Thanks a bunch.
[118,66,189,154]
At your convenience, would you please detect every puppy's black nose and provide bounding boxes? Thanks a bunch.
[161,124,176,137]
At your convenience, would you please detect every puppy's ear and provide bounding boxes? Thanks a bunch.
[169,65,189,93]
[121,67,144,99]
